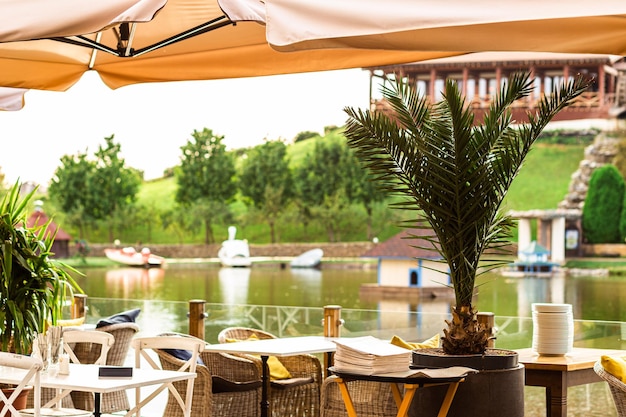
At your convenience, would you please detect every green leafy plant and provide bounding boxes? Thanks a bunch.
[0,181,83,354]
[344,71,590,355]
[582,164,625,243]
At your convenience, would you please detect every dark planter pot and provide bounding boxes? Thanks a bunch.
[408,348,524,417]
[0,386,32,414]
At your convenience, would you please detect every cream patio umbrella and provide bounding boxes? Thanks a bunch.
[0,0,459,94]
[0,88,27,111]
[0,0,165,110]
[219,0,626,55]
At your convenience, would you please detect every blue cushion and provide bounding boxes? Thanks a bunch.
[95,308,141,328]
[163,348,205,366]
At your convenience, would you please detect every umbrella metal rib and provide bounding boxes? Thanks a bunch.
[49,15,234,58]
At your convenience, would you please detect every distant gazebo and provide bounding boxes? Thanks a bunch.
[26,201,72,258]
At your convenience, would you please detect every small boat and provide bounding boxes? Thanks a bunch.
[218,226,252,267]
[291,248,323,269]
[104,247,165,268]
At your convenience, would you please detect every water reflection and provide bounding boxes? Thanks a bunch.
[218,267,251,305]
[75,265,626,322]
[104,268,165,299]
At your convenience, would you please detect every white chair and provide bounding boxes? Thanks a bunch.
[26,330,114,417]
[132,336,204,417]
[0,352,42,417]
[63,330,114,365]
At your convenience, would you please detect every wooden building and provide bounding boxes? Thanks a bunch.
[360,229,452,299]
[366,52,626,123]
[26,204,72,258]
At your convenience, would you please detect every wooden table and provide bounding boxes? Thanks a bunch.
[0,363,195,417]
[329,367,471,417]
[516,347,626,417]
[204,335,337,417]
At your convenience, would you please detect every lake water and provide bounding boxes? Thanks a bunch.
[75,264,625,416]
[74,264,626,322]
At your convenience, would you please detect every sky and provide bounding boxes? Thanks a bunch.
[0,68,373,186]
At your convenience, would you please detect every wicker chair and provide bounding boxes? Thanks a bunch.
[70,322,140,414]
[154,333,262,417]
[217,327,323,417]
[320,376,398,417]
[594,360,626,416]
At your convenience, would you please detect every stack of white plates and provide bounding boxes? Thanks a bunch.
[531,303,573,356]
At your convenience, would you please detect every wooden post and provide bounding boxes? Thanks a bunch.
[478,312,496,348]
[188,300,206,340]
[323,305,343,376]
[71,294,87,319]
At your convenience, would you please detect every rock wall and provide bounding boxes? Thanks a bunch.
[558,134,620,210]
[74,241,376,259]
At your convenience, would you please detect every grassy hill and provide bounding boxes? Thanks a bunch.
[504,143,585,211]
[129,141,586,245]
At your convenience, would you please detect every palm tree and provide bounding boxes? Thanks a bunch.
[344,72,590,355]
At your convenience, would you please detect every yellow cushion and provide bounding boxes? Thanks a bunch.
[390,334,440,350]
[602,355,626,382]
[225,333,292,380]
[47,317,86,328]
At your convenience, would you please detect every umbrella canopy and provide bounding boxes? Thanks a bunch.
[1,0,166,42]
[0,0,457,93]
[0,88,27,111]
[220,0,626,55]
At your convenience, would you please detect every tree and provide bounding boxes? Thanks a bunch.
[48,150,96,239]
[344,72,589,355]
[239,140,293,243]
[293,131,319,143]
[176,128,236,244]
[90,135,142,242]
[342,149,389,240]
[294,137,354,241]
[49,136,141,242]
[583,164,625,243]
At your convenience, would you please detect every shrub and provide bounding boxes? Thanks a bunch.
[582,164,625,243]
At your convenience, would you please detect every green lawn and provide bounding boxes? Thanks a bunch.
[503,144,585,211]
[122,142,587,244]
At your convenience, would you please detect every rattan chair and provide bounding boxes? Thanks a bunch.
[70,322,139,414]
[154,333,262,417]
[594,360,626,416]
[217,327,323,417]
[320,375,398,417]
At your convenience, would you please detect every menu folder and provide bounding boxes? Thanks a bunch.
[98,366,133,378]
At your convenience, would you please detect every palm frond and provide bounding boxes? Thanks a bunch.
[344,71,591,311]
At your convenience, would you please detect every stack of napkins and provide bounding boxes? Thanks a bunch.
[333,336,412,375]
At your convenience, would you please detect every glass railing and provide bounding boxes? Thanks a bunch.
[85,297,626,350]
[84,297,623,416]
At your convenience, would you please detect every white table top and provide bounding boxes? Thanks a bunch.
[203,335,338,356]
[0,363,195,393]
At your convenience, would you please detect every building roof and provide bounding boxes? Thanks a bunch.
[520,240,550,256]
[362,228,441,260]
[26,209,72,241]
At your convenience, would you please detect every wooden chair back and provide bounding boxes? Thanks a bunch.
[132,336,204,417]
[0,352,42,417]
